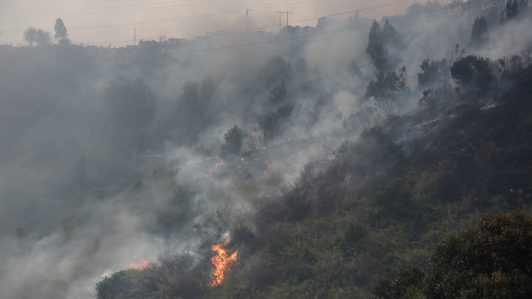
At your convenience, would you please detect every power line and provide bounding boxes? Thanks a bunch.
[0,0,414,37]
[90,4,450,47]
[281,11,293,27]
[153,6,452,54]
[181,0,419,38]
[108,0,434,46]
[2,0,425,45]
[0,0,322,41]
[71,0,410,32]
[0,0,319,18]
[1,0,240,14]
[3,0,222,8]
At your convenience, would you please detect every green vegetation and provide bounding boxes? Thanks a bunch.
[96,54,532,298]
[96,6,532,298]
[374,212,532,299]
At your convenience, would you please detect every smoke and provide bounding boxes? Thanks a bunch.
[0,1,531,298]
[0,0,419,45]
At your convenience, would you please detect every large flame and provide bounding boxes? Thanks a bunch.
[210,243,239,287]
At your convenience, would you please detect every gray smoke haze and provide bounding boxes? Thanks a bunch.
[0,1,531,298]
[0,0,418,45]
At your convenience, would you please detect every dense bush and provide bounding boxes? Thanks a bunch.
[374,212,532,299]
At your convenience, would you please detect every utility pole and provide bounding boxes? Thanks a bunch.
[278,11,283,32]
[246,9,252,31]
[280,11,293,27]
[285,11,292,27]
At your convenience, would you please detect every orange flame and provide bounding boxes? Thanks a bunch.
[210,244,239,287]
[126,259,150,270]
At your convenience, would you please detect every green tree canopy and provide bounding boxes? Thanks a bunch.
[374,212,532,299]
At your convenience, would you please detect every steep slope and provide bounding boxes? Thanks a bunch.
[96,60,532,298]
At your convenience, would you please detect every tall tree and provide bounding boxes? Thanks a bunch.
[104,77,155,154]
[374,213,532,299]
[224,125,245,154]
[418,59,450,89]
[366,67,408,101]
[54,18,71,45]
[451,55,494,97]
[366,20,402,72]
[23,27,52,47]
[367,20,385,71]
[471,17,488,47]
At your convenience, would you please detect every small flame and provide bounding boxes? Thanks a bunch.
[126,259,150,270]
[210,243,239,287]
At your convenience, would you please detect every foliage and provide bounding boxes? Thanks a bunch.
[366,67,408,100]
[104,77,155,153]
[96,43,532,299]
[366,20,402,72]
[23,27,52,47]
[471,17,488,48]
[97,255,207,299]
[258,82,293,142]
[373,268,425,299]
[224,125,245,154]
[54,18,70,45]
[163,79,218,145]
[451,55,495,98]
[502,0,529,21]
[375,212,532,299]
[418,59,450,90]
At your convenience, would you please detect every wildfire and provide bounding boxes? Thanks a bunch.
[126,259,150,270]
[210,243,239,287]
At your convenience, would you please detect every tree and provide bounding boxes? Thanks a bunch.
[259,56,292,88]
[23,28,36,47]
[471,17,488,48]
[503,0,519,20]
[178,79,216,144]
[104,77,155,154]
[366,20,402,72]
[54,18,71,45]
[373,268,425,299]
[258,104,293,142]
[374,212,532,299]
[365,66,408,101]
[418,59,450,89]
[224,125,245,154]
[23,27,52,47]
[381,19,401,49]
[269,81,287,105]
[501,0,529,22]
[367,21,385,71]
[451,55,494,98]
[425,212,532,299]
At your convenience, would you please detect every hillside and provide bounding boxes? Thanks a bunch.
[96,47,532,299]
[1,1,531,298]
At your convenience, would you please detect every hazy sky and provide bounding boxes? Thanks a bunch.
[0,0,422,46]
